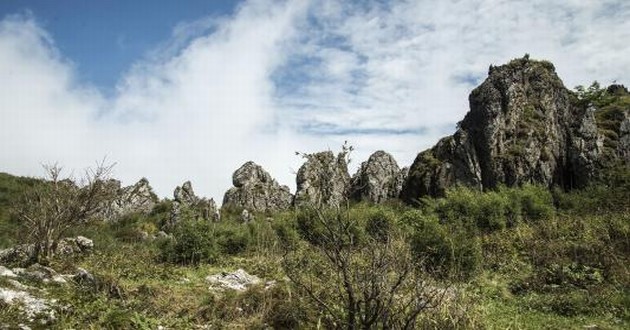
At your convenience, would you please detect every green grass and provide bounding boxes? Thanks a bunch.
[1,169,629,328]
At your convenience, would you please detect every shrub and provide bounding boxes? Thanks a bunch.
[215,223,251,255]
[408,211,482,280]
[516,184,554,221]
[158,219,218,265]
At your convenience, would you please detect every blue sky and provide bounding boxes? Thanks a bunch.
[0,0,238,93]
[1,0,629,201]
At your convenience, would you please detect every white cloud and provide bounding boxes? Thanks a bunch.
[0,0,629,202]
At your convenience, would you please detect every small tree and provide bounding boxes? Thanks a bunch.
[14,161,115,264]
[282,206,447,329]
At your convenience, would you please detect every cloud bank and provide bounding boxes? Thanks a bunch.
[1,0,629,201]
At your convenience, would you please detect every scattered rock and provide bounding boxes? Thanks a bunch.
[350,151,407,203]
[294,150,351,208]
[0,236,93,267]
[222,161,293,212]
[205,269,262,292]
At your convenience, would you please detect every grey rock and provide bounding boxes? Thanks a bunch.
[0,287,56,323]
[0,265,17,278]
[205,269,262,291]
[294,150,351,208]
[19,264,65,284]
[0,236,92,267]
[99,178,158,221]
[241,209,252,223]
[402,57,619,202]
[166,181,218,230]
[56,236,94,256]
[73,268,96,287]
[222,161,292,212]
[350,151,406,203]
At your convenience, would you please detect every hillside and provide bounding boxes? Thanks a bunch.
[1,57,629,329]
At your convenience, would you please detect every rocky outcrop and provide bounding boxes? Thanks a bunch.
[222,162,292,212]
[294,150,351,208]
[99,178,158,221]
[0,236,93,267]
[166,181,218,230]
[350,151,407,203]
[402,57,624,203]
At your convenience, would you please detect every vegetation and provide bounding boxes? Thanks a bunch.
[0,164,629,329]
[12,162,116,264]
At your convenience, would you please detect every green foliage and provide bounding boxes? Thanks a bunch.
[0,173,44,248]
[158,219,218,265]
[409,213,482,280]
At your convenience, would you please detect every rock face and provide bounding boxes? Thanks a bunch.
[350,151,407,203]
[294,150,351,208]
[166,181,218,230]
[222,162,293,212]
[401,57,624,203]
[100,178,158,221]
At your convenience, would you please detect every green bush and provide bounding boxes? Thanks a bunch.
[516,184,554,221]
[408,211,481,280]
[215,224,251,255]
[158,219,218,265]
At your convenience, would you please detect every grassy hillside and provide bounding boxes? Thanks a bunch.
[0,172,44,248]
[1,167,628,329]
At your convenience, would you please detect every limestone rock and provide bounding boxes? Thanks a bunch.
[205,269,262,291]
[222,161,292,212]
[99,178,158,221]
[402,57,615,203]
[294,150,351,208]
[0,236,93,267]
[166,181,218,230]
[241,209,252,223]
[350,151,406,203]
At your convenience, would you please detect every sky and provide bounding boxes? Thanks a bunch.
[1,0,629,202]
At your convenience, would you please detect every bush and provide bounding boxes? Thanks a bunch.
[408,211,482,280]
[215,224,251,255]
[516,184,554,221]
[158,219,218,265]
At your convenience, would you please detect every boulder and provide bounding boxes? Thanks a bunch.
[350,151,407,203]
[0,236,93,267]
[222,161,292,212]
[294,150,351,208]
[205,269,262,291]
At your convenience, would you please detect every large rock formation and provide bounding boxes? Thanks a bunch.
[350,151,407,203]
[99,178,158,221]
[294,150,351,208]
[222,162,292,212]
[166,181,218,229]
[402,57,629,203]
